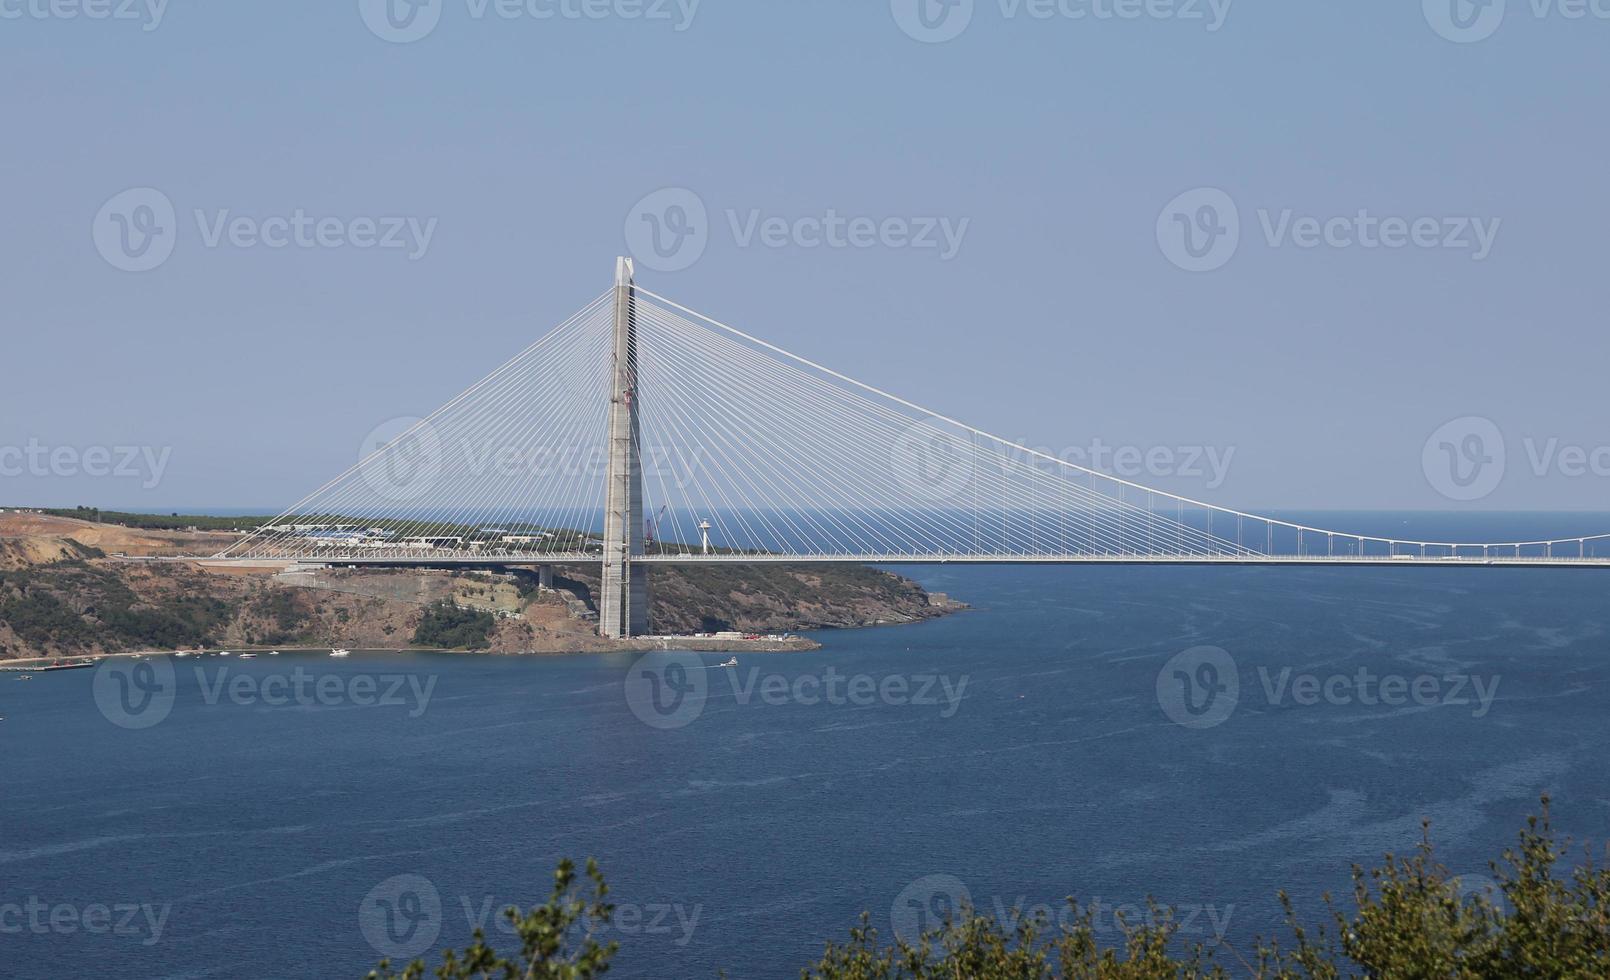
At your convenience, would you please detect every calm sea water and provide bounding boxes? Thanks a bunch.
[4,513,1610,978]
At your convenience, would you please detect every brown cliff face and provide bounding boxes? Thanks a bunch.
[0,512,963,660]
[554,563,960,634]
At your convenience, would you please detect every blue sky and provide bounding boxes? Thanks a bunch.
[2,1,1607,512]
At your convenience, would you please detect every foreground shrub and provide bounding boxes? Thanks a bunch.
[372,798,1610,978]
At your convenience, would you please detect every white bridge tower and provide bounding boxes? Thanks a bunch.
[599,257,652,637]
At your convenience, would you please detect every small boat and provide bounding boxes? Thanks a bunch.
[330,648,351,658]
[720,657,738,667]
[239,653,257,660]
[219,651,232,657]
[269,651,280,656]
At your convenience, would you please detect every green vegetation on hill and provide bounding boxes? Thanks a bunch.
[244,589,312,646]
[411,600,496,650]
[27,507,279,532]
[372,798,1610,978]
[0,562,231,655]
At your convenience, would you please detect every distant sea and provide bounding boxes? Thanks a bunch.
[3,512,1608,978]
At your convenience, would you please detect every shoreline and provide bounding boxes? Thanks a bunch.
[0,633,822,668]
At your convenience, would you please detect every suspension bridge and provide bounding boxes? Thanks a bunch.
[213,259,1610,637]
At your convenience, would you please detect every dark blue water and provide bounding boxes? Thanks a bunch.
[5,521,1610,977]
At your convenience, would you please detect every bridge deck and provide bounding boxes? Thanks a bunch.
[199,554,1610,569]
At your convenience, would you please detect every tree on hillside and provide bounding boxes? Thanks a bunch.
[372,799,1610,978]
[366,858,617,980]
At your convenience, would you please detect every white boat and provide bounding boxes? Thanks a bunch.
[219,651,232,657]
[239,653,257,660]
[330,648,351,658]
[720,657,738,667]
[269,651,280,656]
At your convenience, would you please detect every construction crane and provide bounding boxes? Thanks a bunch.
[644,505,670,548]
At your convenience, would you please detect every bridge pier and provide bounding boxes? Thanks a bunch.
[599,257,651,638]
